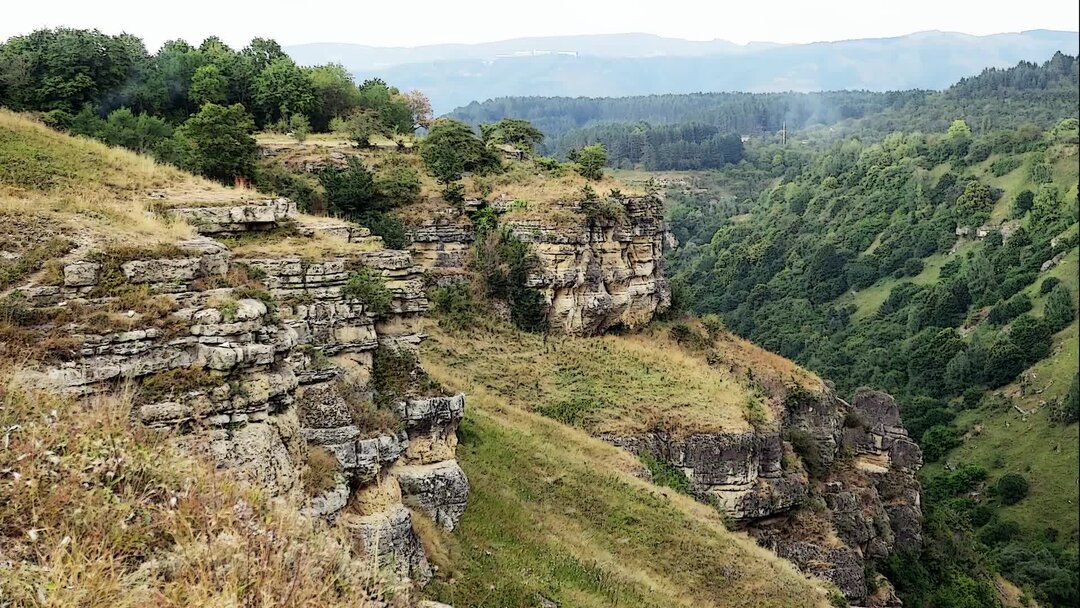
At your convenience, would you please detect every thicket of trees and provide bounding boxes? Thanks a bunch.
[0,28,431,183]
[550,122,744,170]
[667,112,1079,606]
[450,53,1079,162]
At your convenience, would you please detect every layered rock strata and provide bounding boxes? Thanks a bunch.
[13,203,469,587]
[405,195,671,335]
[604,387,922,606]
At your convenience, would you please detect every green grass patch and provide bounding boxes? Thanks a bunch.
[419,385,830,608]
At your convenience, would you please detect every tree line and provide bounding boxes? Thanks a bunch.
[0,28,431,182]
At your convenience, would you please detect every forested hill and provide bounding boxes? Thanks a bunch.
[660,57,1079,607]
[450,53,1080,169]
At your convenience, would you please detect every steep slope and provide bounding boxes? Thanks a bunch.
[419,319,923,605]
[3,111,859,608]
[1,111,467,600]
[659,70,1079,605]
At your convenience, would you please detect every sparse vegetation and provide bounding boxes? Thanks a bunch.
[342,267,393,317]
[0,385,396,607]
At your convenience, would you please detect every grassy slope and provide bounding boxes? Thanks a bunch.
[0,384,396,607]
[421,321,823,436]
[930,249,1080,540]
[419,340,832,608]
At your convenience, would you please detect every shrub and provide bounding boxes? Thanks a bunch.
[174,103,257,183]
[471,228,548,333]
[996,473,1030,505]
[431,283,480,330]
[420,118,500,184]
[701,314,725,340]
[1012,189,1035,217]
[639,453,690,494]
[342,268,392,316]
[286,114,310,142]
[991,156,1022,177]
[1039,276,1061,295]
[575,144,608,180]
[371,346,418,410]
[1052,373,1079,423]
[303,447,341,497]
[979,519,1020,545]
[784,428,824,477]
[320,157,378,215]
[921,425,961,462]
[1044,284,1076,332]
[374,157,421,206]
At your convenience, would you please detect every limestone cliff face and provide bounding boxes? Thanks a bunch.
[406,195,671,335]
[604,386,922,606]
[14,202,468,587]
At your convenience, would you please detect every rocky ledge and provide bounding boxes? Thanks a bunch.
[11,201,469,590]
[604,387,922,606]
[406,194,672,335]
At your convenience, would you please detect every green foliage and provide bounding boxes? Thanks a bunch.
[639,452,691,494]
[1053,373,1080,423]
[370,345,417,410]
[173,102,257,182]
[285,114,310,142]
[342,268,392,316]
[535,397,602,428]
[420,118,500,184]
[921,425,961,462]
[988,293,1032,325]
[252,57,314,125]
[1012,189,1036,217]
[319,157,377,214]
[954,180,994,224]
[373,156,421,206]
[471,227,548,333]
[480,118,544,152]
[996,473,1030,505]
[991,156,1023,177]
[431,283,481,331]
[575,143,608,180]
[189,64,228,106]
[340,109,384,147]
[701,314,726,340]
[784,428,824,477]
[1040,276,1062,295]
[1044,284,1076,332]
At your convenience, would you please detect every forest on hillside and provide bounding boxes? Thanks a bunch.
[660,56,1080,608]
[451,53,1079,171]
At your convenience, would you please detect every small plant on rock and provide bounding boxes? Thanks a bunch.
[342,267,392,317]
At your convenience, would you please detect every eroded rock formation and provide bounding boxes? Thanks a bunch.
[605,386,922,606]
[12,201,468,589]
[406,195,671,335]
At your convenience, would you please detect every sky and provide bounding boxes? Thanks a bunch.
[2,0,1078,50]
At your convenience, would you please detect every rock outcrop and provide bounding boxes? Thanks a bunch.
[605,386,922,606]
[12,202,469,589]
[405,195,671,335]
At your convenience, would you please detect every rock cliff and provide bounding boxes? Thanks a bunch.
[11,201,469,588]
[406,195,671,335]
[606,385,922,606]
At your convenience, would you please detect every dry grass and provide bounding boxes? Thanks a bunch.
[254,137,642,226]
[418,368,833,608]
[420,318,823,437]
[0,379,404,608]
[304,447,343,498]
[0,109,264,258]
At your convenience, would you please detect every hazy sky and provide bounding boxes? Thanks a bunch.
[3,0,1078,50]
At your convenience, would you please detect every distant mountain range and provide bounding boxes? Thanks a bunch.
[285,30,1080,113]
